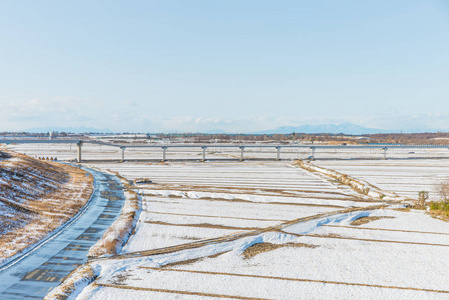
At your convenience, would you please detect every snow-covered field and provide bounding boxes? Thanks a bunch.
[71,160,448,299]
[6,144,449,299]
[92,161,375,256]
[8,142,449,162]
[314,159,449,201]
[78,209,449,300]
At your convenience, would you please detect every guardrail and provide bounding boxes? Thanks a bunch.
[2,139,449,162]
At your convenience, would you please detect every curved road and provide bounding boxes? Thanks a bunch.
[0,166,126,299]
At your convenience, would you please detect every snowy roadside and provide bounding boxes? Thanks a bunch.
[87,189,140,257]
[44,264,101,300]
[294,159,407,201]
[44,169,141,300]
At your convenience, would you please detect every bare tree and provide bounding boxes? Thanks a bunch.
[436,180,449,205]
[417,191,429,207]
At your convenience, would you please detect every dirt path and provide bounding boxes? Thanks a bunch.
[90,204,385,262]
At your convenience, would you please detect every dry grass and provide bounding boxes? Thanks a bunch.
[429,209,449,222]
[144,220,259,231]
[161,251,230,268]
[145,184,354,200]
[323,224,449,235]
[294,160,370,196]
[96,205,385,261]
[88,187,140,257]
[350,216,395,226]
[147,210,286,222]
[95,283,269,300]
[393,207,411,212]
[304,233,449,247]
[294,159,398,201]
[0,151,12,159]
[168,194,183,198]
[133,177,153,185]
[243,242,318,259]
[137,266,449,295]
[43,264,97,300]
[44,172,140,297]
[0,150,93,260]
[109,270,136,286]
[145,192,344,208]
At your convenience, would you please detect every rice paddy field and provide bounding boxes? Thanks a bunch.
[5,143,449,299]
[7,142,449,162]
[314,159,449,201]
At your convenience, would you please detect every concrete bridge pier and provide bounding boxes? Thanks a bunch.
[77,141,83,163]
[120,146,126,162]
[276,146,281,161]
[310,146,316,160]
[239,146,245,161]
[201,146,207,162]
[162,146,167,162]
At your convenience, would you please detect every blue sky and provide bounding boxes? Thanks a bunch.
[1,0,448,132]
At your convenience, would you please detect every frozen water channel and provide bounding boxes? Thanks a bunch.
[0,166,125,299]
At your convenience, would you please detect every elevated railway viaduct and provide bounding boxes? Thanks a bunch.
[2,139,449,162]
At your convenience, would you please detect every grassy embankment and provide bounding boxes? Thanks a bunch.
[0,150,93,261]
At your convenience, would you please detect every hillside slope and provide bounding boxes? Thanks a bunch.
[0,150,93,262]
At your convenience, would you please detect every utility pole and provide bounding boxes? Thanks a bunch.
[77,141,83,163]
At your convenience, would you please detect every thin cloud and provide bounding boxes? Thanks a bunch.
[1,97,449,133]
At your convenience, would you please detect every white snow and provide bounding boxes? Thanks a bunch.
[6,143,449,299]
[79,209,449,299]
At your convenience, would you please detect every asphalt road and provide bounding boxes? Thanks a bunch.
[0,166,126,299]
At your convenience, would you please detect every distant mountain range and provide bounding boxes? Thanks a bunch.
[252,123,390,135]
[26,127,114,134]
[202,129,228,134]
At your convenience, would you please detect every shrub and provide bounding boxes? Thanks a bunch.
[417,191,429,207]
[429,201,449,212]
